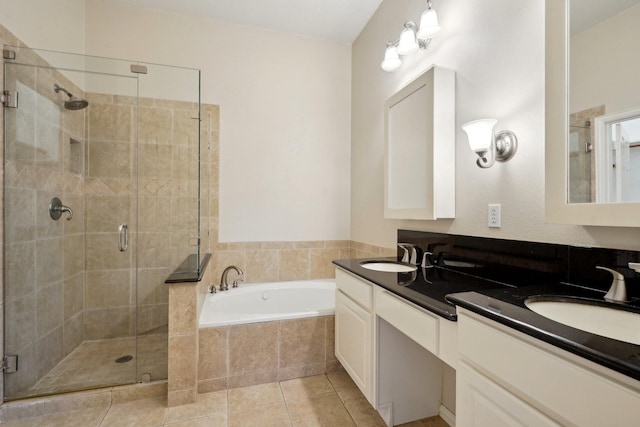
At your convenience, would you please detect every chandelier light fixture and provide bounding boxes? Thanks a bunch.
[381,1,441,72]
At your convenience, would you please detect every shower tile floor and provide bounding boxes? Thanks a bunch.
[3,372,449,426]
[14,333,167,400]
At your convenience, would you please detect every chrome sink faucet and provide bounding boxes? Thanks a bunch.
[220,265,244,291]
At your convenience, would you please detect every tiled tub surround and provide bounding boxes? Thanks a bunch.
[198,315,340,393]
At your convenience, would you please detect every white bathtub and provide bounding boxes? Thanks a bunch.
[199,279,336,327]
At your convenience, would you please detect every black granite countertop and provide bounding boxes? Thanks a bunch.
[334,255,640,382]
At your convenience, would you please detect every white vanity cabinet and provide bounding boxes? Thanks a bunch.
[335,267,458,425]
[457,308,640,427]
[335,268,374,403]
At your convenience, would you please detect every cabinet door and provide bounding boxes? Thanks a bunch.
[335,289,372,402]
[457,362,561,427]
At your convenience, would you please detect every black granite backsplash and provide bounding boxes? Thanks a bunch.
[397,229,640,300]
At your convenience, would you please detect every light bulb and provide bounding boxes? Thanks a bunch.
[417,7,441,39]
[462,119,497,153]
[397,26,419,55]
[381,45,402,71]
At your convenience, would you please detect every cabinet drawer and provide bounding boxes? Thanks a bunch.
[335,268,373,310]
[375,287,439,354]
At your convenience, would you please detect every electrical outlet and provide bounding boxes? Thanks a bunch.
[488,204,501,228]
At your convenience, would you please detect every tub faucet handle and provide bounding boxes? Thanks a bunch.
[596,266,628,303]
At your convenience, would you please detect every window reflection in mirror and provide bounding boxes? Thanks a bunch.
[568,0,640,203]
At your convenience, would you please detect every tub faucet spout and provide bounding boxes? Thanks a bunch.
[220,265,244,291]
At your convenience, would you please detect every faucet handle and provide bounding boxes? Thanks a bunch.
[397,243,411,263]
[596,266,628,303]
[421,252,434,268]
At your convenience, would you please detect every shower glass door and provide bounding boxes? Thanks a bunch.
[3,47,141,400]
[3,46,203,402]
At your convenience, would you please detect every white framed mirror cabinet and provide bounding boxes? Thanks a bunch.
[384,65,455,220]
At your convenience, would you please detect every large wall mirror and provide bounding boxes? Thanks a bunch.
[546,0,640,226]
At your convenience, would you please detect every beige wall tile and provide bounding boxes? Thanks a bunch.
[168,334,197,392]
[35,237,63,286]
[4,241,36,301]
[168,389,196,408]
[279,317,325,368]
[325,316,336,363]
[85,233,131,271]
[87,141,132,178]
[278,249,310,281]
[228,322,278,375]
[63,313,84,356]
[85,195,131,232]
[85,270,131,310]
[112,381,168,404]
[245,249,279,283]
[36,282,63,339]
[139,144,171,179]
[228,370,278,390]
[310,247,341,279]
[84,307,133,340]
[168,284,197,336]
[198,327,228,380]
[88,103,133,143]
[139,106,172,145]
[197,377,228,394]
[278,363,326,382]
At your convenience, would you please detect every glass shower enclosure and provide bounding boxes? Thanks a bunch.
[2,46,207,400]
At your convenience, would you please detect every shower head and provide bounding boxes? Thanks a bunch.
[53,84,89,110]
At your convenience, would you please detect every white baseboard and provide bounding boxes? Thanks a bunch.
[439,404,456,427]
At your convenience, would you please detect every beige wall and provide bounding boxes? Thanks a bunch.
[351,0,640,251]
[0,0,85,54]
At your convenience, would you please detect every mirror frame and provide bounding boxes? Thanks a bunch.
[545,0,640,226]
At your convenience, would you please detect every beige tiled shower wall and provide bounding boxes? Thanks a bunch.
[2,37,87,396]
[84,94,209,340]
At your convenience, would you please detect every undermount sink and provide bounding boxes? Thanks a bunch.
[360,261,417,273]
[525,297,640,345]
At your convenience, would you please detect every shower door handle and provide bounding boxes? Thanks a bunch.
[119,224,128,252]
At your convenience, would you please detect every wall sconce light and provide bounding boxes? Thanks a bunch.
[462,118,518,168]
[380,1,441,72]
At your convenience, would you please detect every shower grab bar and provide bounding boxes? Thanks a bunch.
[119,224,128,252]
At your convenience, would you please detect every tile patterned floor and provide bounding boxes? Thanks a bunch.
[3,372,450,426]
